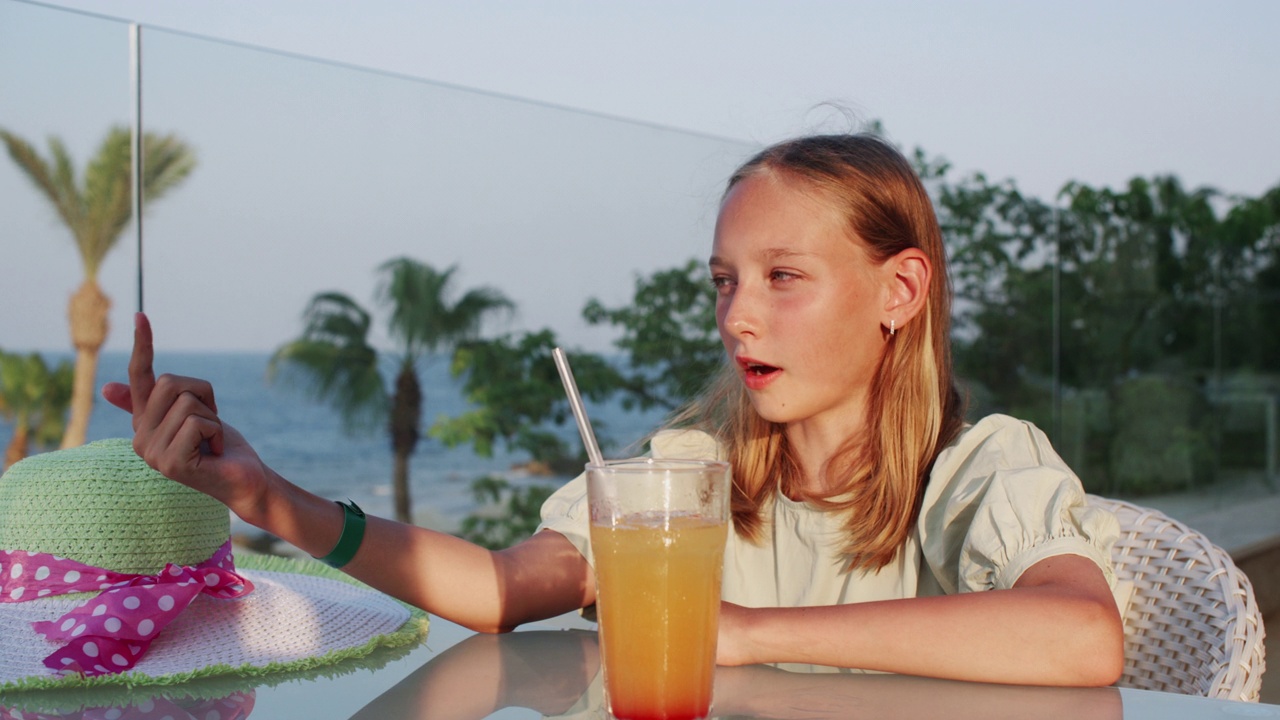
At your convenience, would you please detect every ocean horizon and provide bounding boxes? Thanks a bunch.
[2,350,668,536]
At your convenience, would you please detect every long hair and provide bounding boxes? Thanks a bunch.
[673,134,965,571]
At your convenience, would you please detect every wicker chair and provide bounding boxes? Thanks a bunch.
[1087,495,1267,702]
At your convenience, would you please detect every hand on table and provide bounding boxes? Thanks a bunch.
[101,313,272,520]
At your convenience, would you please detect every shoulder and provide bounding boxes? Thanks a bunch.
[930,413,1068,483]
[650,428,723,461]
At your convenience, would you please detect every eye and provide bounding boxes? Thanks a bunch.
[710,274,735,294]
[769,269,799,283]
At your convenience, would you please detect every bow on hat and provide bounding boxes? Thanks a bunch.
[0,541,253,677]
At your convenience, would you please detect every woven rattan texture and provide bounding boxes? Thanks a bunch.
[1089,495,1267,702]
[0,438,229,574]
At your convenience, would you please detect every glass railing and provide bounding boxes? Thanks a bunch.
[2,0,1276,529]
[0,1,755,525]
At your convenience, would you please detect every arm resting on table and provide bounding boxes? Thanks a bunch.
[718,553,1123,686]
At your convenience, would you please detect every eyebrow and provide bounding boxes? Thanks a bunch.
[708,248,818,266]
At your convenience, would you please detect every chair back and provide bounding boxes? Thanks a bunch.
[1088,495,1266,702]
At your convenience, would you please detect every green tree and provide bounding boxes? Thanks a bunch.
[582,259,722,412]
[936,156,1280,493]
[0,350,74,470]
[456,476,557,550]
[1,126,195,449]
[437,261,725,547]
[431,329,620,472]
[269,258,512,523]
[436,261,721,470]
[1222,185,1280,370]
[1055,176,1220,383]
[932,168,1058,419]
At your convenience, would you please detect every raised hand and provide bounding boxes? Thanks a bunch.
[101,313,271,520]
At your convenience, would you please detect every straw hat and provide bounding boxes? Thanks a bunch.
[0,438,428,692]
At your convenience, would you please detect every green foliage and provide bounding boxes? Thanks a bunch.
[270,259,512,523]
[582,259,722,411]
[430,329,620,470]
[0,126,196,276]
[377,258,514,358]
[438,261,722,468]
[269,292,386,435]
[456,475,557,550]
[938,156,1280,494]
[0,350,74,464]
[446,262,722,537]
[1107,375,1214,495]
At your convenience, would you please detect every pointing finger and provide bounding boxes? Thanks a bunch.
[128,312,157,425]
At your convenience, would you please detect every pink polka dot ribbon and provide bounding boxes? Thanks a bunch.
[0,541,253,677]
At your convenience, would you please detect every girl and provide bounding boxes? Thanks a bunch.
[104,133,1124,687]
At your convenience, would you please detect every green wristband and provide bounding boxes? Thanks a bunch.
[316,499,366,569]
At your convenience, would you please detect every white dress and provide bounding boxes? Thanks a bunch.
[538,413,1119,607]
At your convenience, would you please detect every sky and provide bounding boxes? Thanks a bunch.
[3,0,1278,354]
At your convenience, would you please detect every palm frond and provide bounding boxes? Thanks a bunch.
[142,132,198,201]
[377,257,453,355]
[0,129,81,232]
[447,287,514,338]
[268,293,387,434]
[2,126,196,278]
[376,257,513,356]
[81,127,133,273]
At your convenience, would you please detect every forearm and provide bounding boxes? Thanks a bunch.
[725,556,1123,686]
[106,316,592,632]
[736,590,1118,684]
[239,470,592,633]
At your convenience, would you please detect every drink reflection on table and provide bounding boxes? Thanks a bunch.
[351,629,599,719]
[354,630,1122,720]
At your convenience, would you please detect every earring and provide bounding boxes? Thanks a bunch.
[889,319,896,336]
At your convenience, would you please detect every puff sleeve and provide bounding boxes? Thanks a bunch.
[917,415,1119,595]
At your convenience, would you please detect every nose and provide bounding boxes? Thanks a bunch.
[718,284,760,339]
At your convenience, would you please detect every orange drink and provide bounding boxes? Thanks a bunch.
[592,514,727,720]
[587,459,731,720]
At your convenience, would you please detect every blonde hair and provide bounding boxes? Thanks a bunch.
[673,134,965,571]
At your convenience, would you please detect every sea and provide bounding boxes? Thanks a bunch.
[3,351,669,537]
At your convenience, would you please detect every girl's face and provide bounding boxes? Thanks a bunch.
[710,172,893,439]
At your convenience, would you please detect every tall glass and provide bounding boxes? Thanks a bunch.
[587,458,731,720]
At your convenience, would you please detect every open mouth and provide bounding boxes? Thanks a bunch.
[738,358,781,377]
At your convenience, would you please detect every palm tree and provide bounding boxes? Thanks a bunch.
[269,258,514,523]
[0,350,74,470]
[1,126,196,449]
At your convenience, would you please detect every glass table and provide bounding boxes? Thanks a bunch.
[1,611,1274,719]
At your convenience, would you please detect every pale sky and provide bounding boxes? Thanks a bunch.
[4,0,1278,353]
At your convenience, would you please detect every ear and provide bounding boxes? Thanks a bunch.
[881,248,931,332]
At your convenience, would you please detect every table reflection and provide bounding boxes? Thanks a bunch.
[354,629,1123,720]
[0,624,422,720]
[0,690,254,720]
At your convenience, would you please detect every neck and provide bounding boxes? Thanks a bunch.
[784,413,867,496]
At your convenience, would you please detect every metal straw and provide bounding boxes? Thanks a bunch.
[552,347,605,467]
